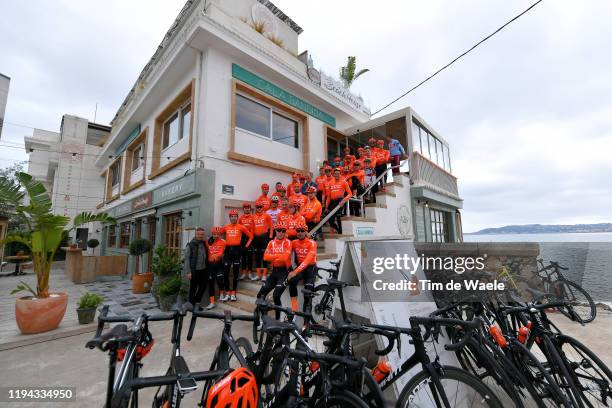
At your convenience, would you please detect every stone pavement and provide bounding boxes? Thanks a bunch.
[82,279,160,317]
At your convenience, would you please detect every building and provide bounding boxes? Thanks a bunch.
[91,0,463,273]
[0,73,10,138]
[25,115,110,248]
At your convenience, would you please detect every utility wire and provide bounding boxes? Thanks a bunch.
[372,0,544,116]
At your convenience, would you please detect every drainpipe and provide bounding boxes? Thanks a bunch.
[191,49,204,171]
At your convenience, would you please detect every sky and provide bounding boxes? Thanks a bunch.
[1,0,611,232]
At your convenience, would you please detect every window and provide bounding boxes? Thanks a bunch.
[131,144,144,172]
[108,225,117,247]
[110,160,121,187]
[164,213,182,256]
[235,94,300,149]
[272,112,299,148]
[430,209,450,243]
[162,102,191,150]
[412,120,452,173]
[119,222,131,248]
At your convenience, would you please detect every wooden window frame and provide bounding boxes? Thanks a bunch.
[105,156,122,203]
[122,127,148,194]
[108,225,117,247]
[149,80,195,180]
[229,79,310,175]
[119,221,131,248]
[163,212,182,257]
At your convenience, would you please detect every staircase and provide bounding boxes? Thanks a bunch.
[217,173,414,314]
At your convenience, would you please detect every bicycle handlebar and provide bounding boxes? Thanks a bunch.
[411,316,482,351]
[187,307,254,341]
[501,300,568,316]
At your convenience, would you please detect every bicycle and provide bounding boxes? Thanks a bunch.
[536,259,596,323]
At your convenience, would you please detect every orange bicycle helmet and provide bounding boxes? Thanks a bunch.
[212,226,224,235]
[206,367,258,408]
[305,186,316,193]
[261,183,269,190]
[228,209,239,217]
[275,221,288,231]
[242,202,251,209]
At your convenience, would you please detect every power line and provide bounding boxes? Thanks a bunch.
[372,0,544,116]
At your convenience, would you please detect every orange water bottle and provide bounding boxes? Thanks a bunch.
[372,360,391,383]
[489,325,508,348]
[518,321,532,344]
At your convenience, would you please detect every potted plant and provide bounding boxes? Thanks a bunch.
[76,292,103,324]
[130,238,153,294]
[0,172,115,334]
[87,238,100,255]
[155,276,185,311]
[150,245,182,307]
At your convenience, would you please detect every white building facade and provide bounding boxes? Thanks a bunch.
[0,73,9,137]
[94,0,463,273]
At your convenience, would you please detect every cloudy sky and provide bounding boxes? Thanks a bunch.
[1,0,611,232]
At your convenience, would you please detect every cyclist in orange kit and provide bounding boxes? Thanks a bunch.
[204,226,226,310]
[290,183,307,209]
[257,222,292,319]
[314,166,327,205]
[251,203,273,281]
[288,222,317,314]
[255,183,271,211]
[300,186,322,238]
[286,173,300,198]
[238,203,255,281]
[222,209,253,302]
[325,167,352,234]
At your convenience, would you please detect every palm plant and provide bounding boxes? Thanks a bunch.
[0,172,116,298]
[339,56,370,88]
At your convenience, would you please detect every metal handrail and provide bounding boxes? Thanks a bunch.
[308,160,408,238]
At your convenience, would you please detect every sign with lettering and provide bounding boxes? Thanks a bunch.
[114,201,132,217]
[320,71,370,115]
[152,173,196,205]
[356,226,374,236]
[222,184,234,195]
[132,191,152,211]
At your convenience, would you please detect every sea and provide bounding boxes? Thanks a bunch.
[464,233,612,304]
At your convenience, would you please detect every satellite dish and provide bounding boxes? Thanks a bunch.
[251,3,278,37]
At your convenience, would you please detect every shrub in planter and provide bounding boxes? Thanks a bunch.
[87,238,100,255]
[154,276,184,311]
[129,238,153,294]
[150,245,182,307]
[76,292,104,324]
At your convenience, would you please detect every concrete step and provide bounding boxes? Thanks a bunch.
[323,233,353,239]
[375,191,396,198]
[340,216,376,223]
[364,203,387,209]
[318,252,338,260]
[384,181,403,188]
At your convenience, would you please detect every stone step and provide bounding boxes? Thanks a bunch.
[364,203,387,209]
[340,216,376,223]
[384,181,403,188]
[375,190,396,198]
[318,252,338,260]
[323,233,353,239]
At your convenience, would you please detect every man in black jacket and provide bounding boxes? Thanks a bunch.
[185,227,208,305]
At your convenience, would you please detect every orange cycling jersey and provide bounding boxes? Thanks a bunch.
[286,182,300,197]
[206,238,226,263]
[291,238,317,274]
[343,155,355,168]
[255,195,271,211]
[326,179,352,206]
[252,212,273,237]
[263,237,292,267]
[314,176,327,192]
[374,149,387,165]
[346,170,365,189]
[300,198,322,222]
[222,223,253,247]
[291,193,307,209]
[238,214,254,233]
[287,214,306,239]
[278,210,293,225]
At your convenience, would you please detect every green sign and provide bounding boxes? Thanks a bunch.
[152,172,196,205]
[232,64,336,127]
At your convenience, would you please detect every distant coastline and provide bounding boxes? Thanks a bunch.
[466,223,612,235]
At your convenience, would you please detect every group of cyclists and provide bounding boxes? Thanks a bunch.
[186,137,406,314]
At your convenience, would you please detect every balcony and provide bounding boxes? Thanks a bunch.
[410,152,460,200]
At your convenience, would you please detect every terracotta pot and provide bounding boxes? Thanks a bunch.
[15,292,68,334]
[133,272,154,294]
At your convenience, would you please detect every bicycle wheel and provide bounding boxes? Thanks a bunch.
[556,280,596,323]
[557,334,612,406]
[397,366,503,408]
[226,337,254,370]
[311,284,334,325]
[313,389,369,408]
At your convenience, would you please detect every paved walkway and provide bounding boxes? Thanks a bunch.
[0,264,161,351]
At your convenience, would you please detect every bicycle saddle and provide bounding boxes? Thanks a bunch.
[261,315,297,333]
[327,278,351,288]
[526,287,554,302]
[86,324,134,349]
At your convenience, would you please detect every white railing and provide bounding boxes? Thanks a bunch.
[410,152,459,198]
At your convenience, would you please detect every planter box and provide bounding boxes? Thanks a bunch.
[64,249,127,283]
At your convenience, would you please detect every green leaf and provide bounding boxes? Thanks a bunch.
[72,212,116,229]
[10,281,37,297]
[15,172,52,215]
[0,234,32,250]
[0,176,24,207]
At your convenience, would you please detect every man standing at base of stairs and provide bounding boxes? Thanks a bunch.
[258,222,292,320]
[185,227,208,305]
[325,167,352,235]
[288,222,317,315]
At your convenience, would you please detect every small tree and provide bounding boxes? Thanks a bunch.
[151,245,182,278]
[129,238,153,275]
[339,56,370,89]
[87,238,100,255]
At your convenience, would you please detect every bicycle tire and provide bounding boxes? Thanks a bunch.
[313,389,369,408]
[540,334,585,407]
[557,280,596,323]
[226,337,254,369]
[556,334,612,406]
[311,283,334,325]
[396,365,503,408]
